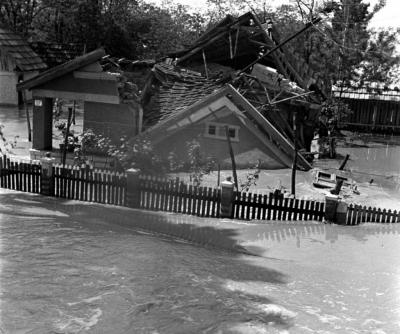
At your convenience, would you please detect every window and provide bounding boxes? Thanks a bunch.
[204,122,239,142]
[208,124,216,135]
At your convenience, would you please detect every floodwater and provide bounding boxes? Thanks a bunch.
[0,105,83,157]
[1,191,400,333]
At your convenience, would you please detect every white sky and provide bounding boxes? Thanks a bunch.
[149,0,400,29]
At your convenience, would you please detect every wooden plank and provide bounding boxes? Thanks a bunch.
[194,186,200,216]
[276,195,282,220]
[10,161,15,190]
[187,185,193,215]
[293,199,300,221]
[216,188,221,218]
[261,194,267,220]
[394,210,399,223]
[212,188,218,217]
[163,181,170,211]
[0,156,3,188]
[266,194,272,220]
[282,197,289,220]
[200,187,206,217]
[101,172,106,204]
[238,192,245,220]
[17,161,22,191]
[181,183,187,214]
[6,158,11,189]
[71,167,76,199]
[272,193,277,220]
[251,193,257,220]
[256,194,262,220]
[387,209,392,223]
[304,200,310,220]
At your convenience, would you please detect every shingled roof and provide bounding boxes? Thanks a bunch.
[0,28,47,71]
[30,42,84,68]
[143,63,221,127]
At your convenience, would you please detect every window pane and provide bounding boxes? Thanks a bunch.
[208,125,216,135]
[228,128,236,138]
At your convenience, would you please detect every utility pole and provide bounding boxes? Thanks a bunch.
[62,107,73,166]
[291,111,298,196]
[225,126,238,190]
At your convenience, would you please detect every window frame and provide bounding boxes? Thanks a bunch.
[204,122,240,142]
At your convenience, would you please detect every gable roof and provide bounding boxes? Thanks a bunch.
[30,42,84,68]
[143,63,221,127]
[17,48,106,91]
[142,84,312,170]
[0,28,47,71]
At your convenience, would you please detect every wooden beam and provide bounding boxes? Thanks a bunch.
[270,91,314,105]
[176,29,230,64]
[33,89,120,104]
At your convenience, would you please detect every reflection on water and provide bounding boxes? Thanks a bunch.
[1,191,400,333]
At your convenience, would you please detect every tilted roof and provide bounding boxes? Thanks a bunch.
[169,12,327,99]
[143,63,221,127]
[0,28,47,71]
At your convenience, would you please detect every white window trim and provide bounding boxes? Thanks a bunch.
[204,122,240,142]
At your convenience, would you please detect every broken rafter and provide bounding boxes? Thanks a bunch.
[202,49,209,79]
[269,91,314,105]
[177,14,253,65]
[241,73,272,104]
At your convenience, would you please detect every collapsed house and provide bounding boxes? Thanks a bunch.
[140,12,326,170]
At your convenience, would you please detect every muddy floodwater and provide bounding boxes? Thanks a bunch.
[1,192,399,334]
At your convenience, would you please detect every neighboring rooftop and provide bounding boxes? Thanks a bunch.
[30,42,84,68]
[0,28,47,72]
[333,85,400,101]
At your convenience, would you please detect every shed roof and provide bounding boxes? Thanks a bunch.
[0,28,47,71]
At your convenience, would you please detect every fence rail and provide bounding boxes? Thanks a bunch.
[139,175,221,217]
[234,191,325,222]
[2,156,399,224]
[53,165,127,206]
[0,156,41,193]
[346,204,400,225]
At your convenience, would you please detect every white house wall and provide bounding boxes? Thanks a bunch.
[0,71,18,105]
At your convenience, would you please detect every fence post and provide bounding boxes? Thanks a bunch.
[325,195,338,223]
[220,180,235,218]
[40,156,55,196]
[336,201,348,225]
[126,168,141,209]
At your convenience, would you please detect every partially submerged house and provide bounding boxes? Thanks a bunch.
[140,12,326,170]
[141,75,311,169]
[17,48,142,153]
[0,28,47,105]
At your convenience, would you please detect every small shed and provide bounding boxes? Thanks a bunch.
[0,27,47,105]
[17,48,142,151]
